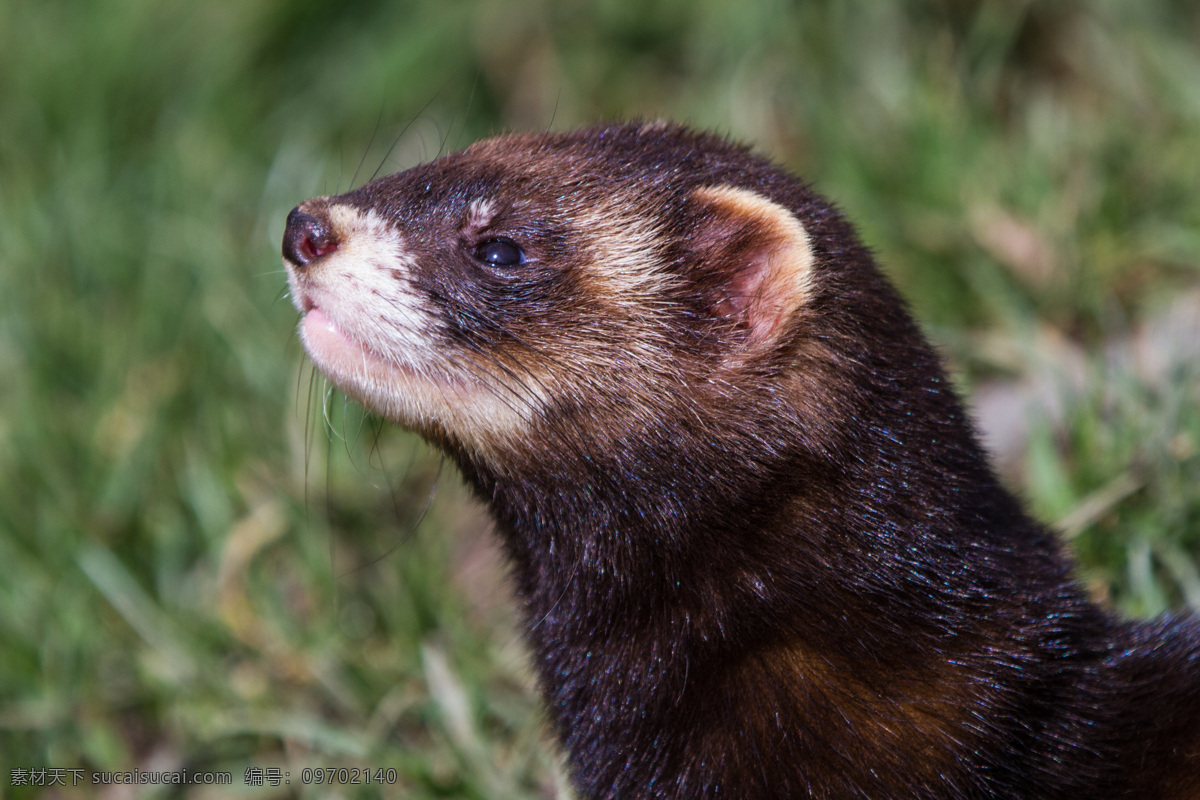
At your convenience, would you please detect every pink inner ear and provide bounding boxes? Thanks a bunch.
[690,184,815,349]
[714,251,771,321]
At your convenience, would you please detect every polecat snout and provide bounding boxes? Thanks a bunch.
[282,122,1200,799]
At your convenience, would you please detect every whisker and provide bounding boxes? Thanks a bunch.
[545,90,561,132]
[453,72,481,153]
[369,92,441,185]
[437,111,456,160]
[372,295,545,418]
[350,103,385,191]
[527,565,577,635]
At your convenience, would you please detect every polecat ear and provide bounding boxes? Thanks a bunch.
[686,185,815,347]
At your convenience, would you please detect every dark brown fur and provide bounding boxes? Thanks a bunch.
[282,122,1200,799]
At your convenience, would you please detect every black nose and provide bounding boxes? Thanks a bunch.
[282,207,336,267]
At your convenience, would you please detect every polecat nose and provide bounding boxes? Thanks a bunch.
[282,207,336,267]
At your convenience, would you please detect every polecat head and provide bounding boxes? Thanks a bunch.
[282,122,928,478]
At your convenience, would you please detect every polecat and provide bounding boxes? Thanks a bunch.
[281,122,1200,799]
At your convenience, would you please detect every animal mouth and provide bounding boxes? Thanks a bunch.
[299,305,389,373]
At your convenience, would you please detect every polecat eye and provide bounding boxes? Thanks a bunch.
[475,238,525,267]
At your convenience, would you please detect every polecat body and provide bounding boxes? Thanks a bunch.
[282,122,1200,799]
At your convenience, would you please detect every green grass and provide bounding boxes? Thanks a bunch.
[1,1,1198,797]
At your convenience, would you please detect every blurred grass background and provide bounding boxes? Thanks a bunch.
[1,0,1198,797]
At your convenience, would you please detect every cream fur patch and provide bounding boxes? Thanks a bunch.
[466,198,497,230]
[575,205,680,305]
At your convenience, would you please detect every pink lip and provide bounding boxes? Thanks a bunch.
[300,305,403,380]
[303,306,335,334]
[301,306,363,361]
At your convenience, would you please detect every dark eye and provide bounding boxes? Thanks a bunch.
[474,238,525,267]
